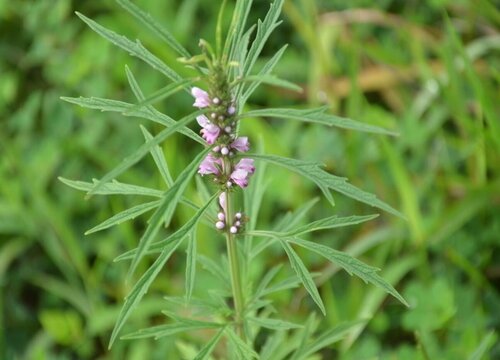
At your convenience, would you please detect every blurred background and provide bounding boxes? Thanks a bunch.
[1,0,499,359]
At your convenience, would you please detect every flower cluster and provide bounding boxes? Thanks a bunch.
[192,86,254,233]
[193,86,255,190]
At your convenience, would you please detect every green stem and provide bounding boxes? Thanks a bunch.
[224,190,246,341]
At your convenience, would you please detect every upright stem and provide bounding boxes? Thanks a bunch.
[224,190,246,340]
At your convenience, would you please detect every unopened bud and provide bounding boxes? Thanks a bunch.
[213,145,220,152]
[225,126,232,133]
[215,221,225,229]
[226,181,232,187]
[210,112,217,119]
[230,226,238,234]
[235,212,242,219]
[213,97,220,105]
[235,220,241,227]
[217,212,225,221]
[221,147,229,155]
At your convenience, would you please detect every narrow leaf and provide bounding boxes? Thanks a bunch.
[76,12,181,82]
[237,75,302,92]
[58,177,163,197]
[88,110,204,196]
[240,107,398,136]
[283,214,379,237]
[108,194,216,348]
[248,316,302,330]
[193,327,226,360]
[185,227,197,301]
[122,321,222,340]
[116,0,191,58]
[287,237,409,306]
[226,327,259,360]
[127,147,211,278]
[85,200,160,235]
[278,239,326,315]
[141,126,173,187]
[249,154,405,218]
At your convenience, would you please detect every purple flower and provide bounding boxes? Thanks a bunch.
[198,154,222,176]
[197,115,221,144]
[191,87,211,108]
[230,158,255,188]
[231,137,250,152]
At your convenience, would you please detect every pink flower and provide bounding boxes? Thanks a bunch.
[197,115,221,144]
[219,192,226,210]
[230,158,255,188]
[191,87,211,108]
[231,137,250,152]
[198,154,222,176]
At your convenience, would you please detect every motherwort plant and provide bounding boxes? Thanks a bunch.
[61,0,407,357]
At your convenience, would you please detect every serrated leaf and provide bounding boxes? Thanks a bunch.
[240,44,288,105]
[226,327,259,360]
[127,147,211,278]
[193,327,226,360]
[241,107,398,136]
[278,239,326,315]
[185,227,197,301]
[141,126,173,187]
[75,11,181,82]
[248,316,302,330]
[108,194,217,348]
[60,95,202,144]
[114,194,217,262]
[58,177,163,197]
[249,154,405,218]
[88,110,204,196]
[243,0,284,78]
[116,0,191,58]
[85,200,160,235]
[286,237,409,306]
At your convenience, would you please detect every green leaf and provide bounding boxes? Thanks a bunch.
[278,239,326,315]
[198,255,230,285]
[185,227,197,301]
[113,193,218,262]
[193,327,226,360]
[248,316,302,330]
[243,0,284,77]
[468,331,497,360]
[88,110,204,196]
[286,237,409,306]
[274,197,319,232]
[58,177,163,197]
[108,194,217,348]
[115,0,191,58]
[240,44,288,105]
[299,320,366,359]
[124,79,195,115]
[60,95,203,144]
[249,154,405,218]
[225,0,254,65]
[240,107,398,136]
[85,200,160,235]
[237,75,302,92]
[140,126,174,187]
[75,12,181,82]
[127,147,211,278]
[226,327,259,360]
[122,320,223,340]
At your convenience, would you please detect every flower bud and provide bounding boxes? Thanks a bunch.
[217,212,225,221]
[221,147,229,155]
[230,226,238,234]
[215,221,225,229]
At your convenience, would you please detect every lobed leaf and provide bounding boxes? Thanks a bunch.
[237,74,302,92]
[122,320,223,340]
[226,327,259,360]
[87,109,205,196]
[193,327,226,360]
[185,227,197,301]
[108,194,217,348]
[141,126,174,187]
[225,0,254,65]
[249,154,405,218]
[116,0,191,58]
[278,239,326,315]
[75,12,181,82]
[286,237,409,306]
[127,147,211,278]
[240,107,398,136]
[85,200,160,235]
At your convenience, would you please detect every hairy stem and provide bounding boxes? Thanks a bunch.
[224,189,246,341]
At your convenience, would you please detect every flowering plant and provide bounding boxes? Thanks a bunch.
[61,0,407,357]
